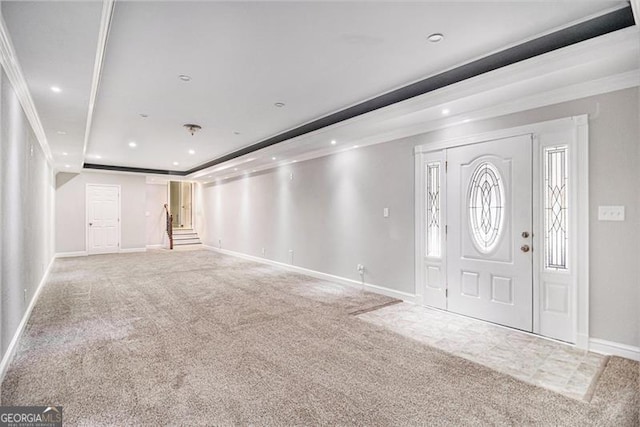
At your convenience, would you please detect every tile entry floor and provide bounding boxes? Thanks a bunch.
[358,302,606,401]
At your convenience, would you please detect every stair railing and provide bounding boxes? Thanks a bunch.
[164,204,173,250]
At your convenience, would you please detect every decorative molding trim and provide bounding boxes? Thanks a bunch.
[0,256,55,386]
[202,245,418,304]
[589,338,640,362]
[631,0,640,28]
[119,247,146,253]
[81,0,116,162]
[0,13,54,166]
[184,6,633,176]
[55,251,88,258]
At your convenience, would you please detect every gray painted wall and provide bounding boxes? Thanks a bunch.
[55,172,147,253]
[0,70,55,357]
[146,183,167,246]
[198,87,640,347]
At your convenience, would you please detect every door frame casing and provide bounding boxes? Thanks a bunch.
[414,115,589,348]
[85,183,121,255]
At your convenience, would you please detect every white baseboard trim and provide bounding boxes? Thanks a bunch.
[55,251,88,258]
[202,245,417,303]
[589,338,640,362]
[146,244,164,249]
[0,256,55,386]
[119,247,146,253]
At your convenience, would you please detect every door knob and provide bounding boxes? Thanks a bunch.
[521,244,530,253]
[89,222,93,226]
[521,231,530,238]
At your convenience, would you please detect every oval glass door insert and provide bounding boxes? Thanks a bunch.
[468,161,505,253]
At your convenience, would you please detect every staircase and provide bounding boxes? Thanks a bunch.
[172,229,202,247]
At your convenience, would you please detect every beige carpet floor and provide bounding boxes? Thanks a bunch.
[1,249,638,426]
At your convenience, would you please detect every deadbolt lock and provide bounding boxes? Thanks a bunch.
[521,231,530,238]
[521,244,531,253]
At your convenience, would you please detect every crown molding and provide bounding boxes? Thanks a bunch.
[81,0,116,164]
[631,0,640,29]
[0,12,53,166]
[189,27,639,181]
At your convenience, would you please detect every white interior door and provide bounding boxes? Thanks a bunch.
[87,184,120,254]
[446,135,533,331]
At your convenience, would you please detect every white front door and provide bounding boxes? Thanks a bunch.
[86,184,120,254]
[446,135,533,331]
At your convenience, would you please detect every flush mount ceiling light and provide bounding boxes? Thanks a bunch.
[51,86,62,93]
[184,123,202,136]
[173,161,179,166]
[441,108,450,115]
[62,152,68,156]
[331,140,337,145]
[64,164,70,168]
[188,149,195,155]
[178,74,192,82]
[57,130,67,135]
[427,33,444,43]
[128,141,137,148]
[271,157,277,160]
[274,102,285,108]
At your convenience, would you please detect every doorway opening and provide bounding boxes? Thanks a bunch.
[169,181,193,229]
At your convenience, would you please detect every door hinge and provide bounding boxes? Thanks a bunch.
[445,289,448,298]
[445,161,448,172]
[445,225,448,236]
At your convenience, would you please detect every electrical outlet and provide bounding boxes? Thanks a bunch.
[261,247,266,256]
[289,172,293,181]
[218,239,222,248]
[23,288,27,303]
[357,264,364,274]
[383,207,389,218]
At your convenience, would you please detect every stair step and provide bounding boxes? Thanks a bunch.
[174,238,201,245]
[173,234,198,239]
[173,229,195,235]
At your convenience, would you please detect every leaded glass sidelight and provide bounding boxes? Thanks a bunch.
[468,162,505,253]
[544,146,568,270]
[426,162,441,257]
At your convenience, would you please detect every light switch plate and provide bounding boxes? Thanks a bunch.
[383,207,389,218]
[598,206,625,221]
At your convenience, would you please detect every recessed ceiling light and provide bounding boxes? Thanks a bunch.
[173,161,179,166]
[129,141,137,148]
[353,145,359,149]
[274,102,285,108]
[188,149,195,155]
[64,164,70,168]
[292,160,297,163]
[93,155,102,159]
[463,119,471,123]
[427,33,444,43]
[51,86,62,93]
[178,74,192,82]
[442,108,450,115]
[62,152,68,156]
[233,168,238,171]
[57,131,67,135]
[331,140,337,145]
